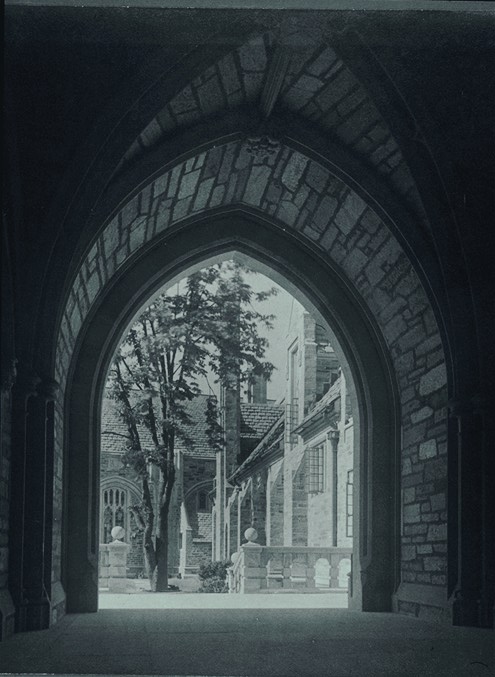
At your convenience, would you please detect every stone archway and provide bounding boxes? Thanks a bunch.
[58,138,448,619]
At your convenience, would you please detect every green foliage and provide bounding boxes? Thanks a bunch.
[198,559,230,593]
[198,559,230,581]
[107,260,277,477]
[105,260,277,585]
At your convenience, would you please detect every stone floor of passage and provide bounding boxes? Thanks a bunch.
[0,604,493,677]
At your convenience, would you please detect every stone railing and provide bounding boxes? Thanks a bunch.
[228,528,352,593]
[98,526,131,592]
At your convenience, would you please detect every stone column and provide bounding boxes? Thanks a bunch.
[107,527,130,593]
[12,374,59,631]
[449,397,491,627]
[328,430,340,547]
[239,528,264,593]
[8,368,39,631]
[0,358,17,639]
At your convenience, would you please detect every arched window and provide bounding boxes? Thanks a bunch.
[101,487,127,542]
[197,490,209,512]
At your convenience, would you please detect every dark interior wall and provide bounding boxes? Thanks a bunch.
[2,6,494,633]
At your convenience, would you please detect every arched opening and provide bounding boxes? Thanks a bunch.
[64,212,400,613]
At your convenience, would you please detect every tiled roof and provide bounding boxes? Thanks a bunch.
[240,402,283,438]
[231,414,285,482]
[101,394,216,458]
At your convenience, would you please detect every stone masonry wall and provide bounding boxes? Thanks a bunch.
[121,34,423,217]
[250,469,267,546]
[56,138,448,611]
[308,489,332,548]
[291,450,308,546]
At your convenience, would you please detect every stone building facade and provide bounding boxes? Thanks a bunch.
[215,309,354,587]
[100,391,281,579]
[100,395,217,578]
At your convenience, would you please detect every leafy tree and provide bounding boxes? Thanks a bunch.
[107,261,276,591]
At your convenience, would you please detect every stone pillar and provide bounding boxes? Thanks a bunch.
[0,358,17,639]
[99,545,110,588]
[449,397,491,627]
[215,383,240,561]
[8,368,39,631]
[107,527,130,593]
[328,430,339,547]
[240,528,264,593]
[10,373,59,631]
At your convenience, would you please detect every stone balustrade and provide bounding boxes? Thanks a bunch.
[229,529,352,594]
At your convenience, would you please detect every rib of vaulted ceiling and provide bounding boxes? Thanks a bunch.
[114,31,426,222]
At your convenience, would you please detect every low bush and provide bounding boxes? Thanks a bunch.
[198,559,230,593]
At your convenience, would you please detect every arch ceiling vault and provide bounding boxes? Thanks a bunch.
[3,6,493,635]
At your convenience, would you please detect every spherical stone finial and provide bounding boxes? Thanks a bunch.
[231,551,240,564]
[244,527,258,543]
[111,526,125,541]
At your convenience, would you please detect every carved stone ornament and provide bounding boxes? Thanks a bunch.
[244,135,281,162]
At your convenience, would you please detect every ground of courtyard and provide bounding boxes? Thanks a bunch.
[0,599,492,676]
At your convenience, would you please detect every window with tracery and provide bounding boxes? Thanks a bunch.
[197,490,209,512]
[102,488,127,543]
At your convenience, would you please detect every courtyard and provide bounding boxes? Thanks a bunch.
[0,607,491,676]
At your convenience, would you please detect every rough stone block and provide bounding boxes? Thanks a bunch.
[383,315,407,343]
[427,524,447,542]
[173,197,192,222]
[423,556,446,572]
[334,192,367,236]
[403,503,421,523]
[170,85,197,115]
[178,169,201,200]
[305,161,329,194]
[336,102,379,143]
[316,70,357,111]
[402,545,416,561]
[424,458,447,481]
[419,363,447,395]
[282,153,308,192]
[403,487,415,504]
[243,165,271,206]
[411,407,433,424]
[307,47,339,77]
[238,36,266,72]
[219,52,241,96]
[193,178,215,211]
[430,493,446,512]
[277,201,299,227]
[313,195,339,232]
[419,440,437,460]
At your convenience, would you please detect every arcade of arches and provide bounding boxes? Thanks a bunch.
[2,1,494,649]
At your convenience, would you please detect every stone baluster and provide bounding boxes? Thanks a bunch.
[107,526,130,593]
[240,528,264,593]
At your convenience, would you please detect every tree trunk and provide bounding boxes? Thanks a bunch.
[155,509,169,591]
[143,524,157,588]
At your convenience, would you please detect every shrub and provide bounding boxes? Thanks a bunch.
[198,559,230,593]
